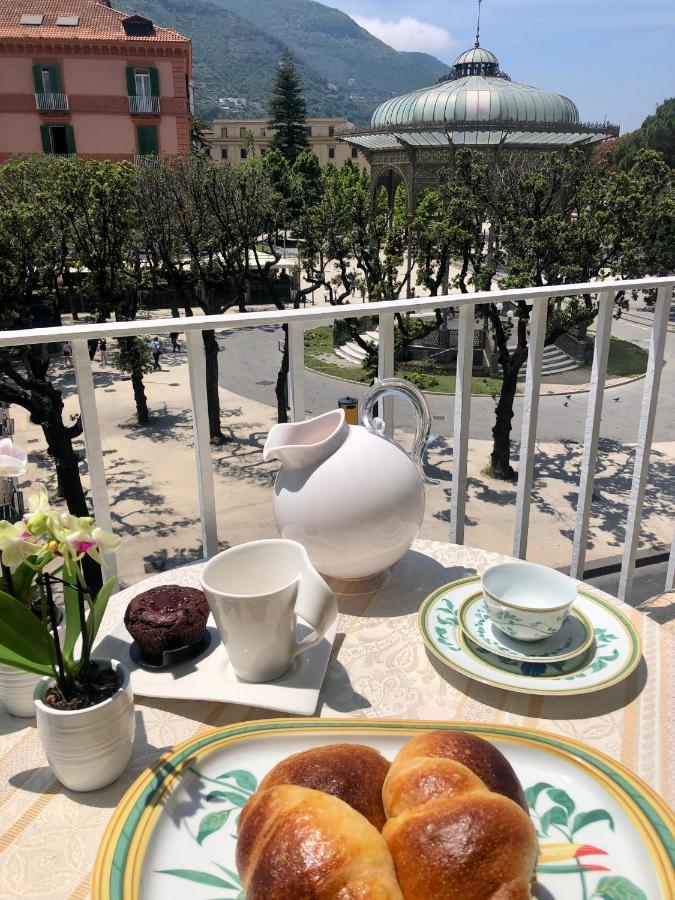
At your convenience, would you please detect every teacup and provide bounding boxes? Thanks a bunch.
[481,561,577,642]
[200,539,337,682]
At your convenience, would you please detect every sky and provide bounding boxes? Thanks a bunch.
[332,0,675,132]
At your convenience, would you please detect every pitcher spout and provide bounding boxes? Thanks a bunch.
[263,409,349,470]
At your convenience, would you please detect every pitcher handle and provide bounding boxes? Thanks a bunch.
[292,562,337,658]
[362,377,436,484]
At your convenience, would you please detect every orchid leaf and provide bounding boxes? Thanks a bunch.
[0,589,53,666]
[61,572,81,663]
[87,576,117,646]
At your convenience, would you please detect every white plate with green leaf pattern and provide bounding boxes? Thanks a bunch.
[459,591,595,663]
[93,719,674,900]
[419,576,641,695]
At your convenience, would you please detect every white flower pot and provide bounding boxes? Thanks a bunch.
[33,659,135,792]
[0,664,42,717]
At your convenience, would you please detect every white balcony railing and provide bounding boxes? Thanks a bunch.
[128,95,160,114]
[35,92,69,112]
[0,277,673,599]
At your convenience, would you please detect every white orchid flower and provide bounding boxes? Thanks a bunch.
[0,521,41,568]
[0,439,28,478]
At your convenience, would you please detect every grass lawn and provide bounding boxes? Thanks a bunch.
[304,327,511,396]
[604,337,649,377]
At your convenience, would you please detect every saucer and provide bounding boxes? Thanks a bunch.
[418,575,641,696]
[459,592,594,663]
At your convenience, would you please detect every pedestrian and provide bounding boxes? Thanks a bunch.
[63,340,72,367]
[170,332,179,352]
[99,337,108,364]
[150,336,162,371]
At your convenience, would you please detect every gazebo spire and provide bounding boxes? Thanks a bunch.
[475,0,482,47]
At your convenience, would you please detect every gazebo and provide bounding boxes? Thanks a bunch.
[339,39,619,213]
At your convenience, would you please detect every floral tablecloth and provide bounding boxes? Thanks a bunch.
[0,540,671,899]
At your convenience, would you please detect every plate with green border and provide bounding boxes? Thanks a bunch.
[92,718,673,900]
[418,575,641,695]
[459,591,595,663]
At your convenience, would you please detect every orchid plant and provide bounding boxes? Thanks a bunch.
[0,440,121,705]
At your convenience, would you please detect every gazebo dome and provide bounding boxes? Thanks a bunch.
[371,45,580,129]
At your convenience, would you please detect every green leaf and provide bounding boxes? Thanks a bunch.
[572,808,615,835]
[61,572,81,663]
[216,769,257,792]
[9,559,39,604]
[213,864,242,885]
[206,790,247,807]
[546,788,575,817]
[196,810,231,844]
[87,576,117,647]
[540,805,569,835]
[524,782,554,810]
[591,875,647,900]
[0,589,53,667]
[156,869,236,889]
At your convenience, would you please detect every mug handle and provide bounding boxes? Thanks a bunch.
[291,564,337,658]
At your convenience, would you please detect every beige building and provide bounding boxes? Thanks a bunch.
[205,116,369,170]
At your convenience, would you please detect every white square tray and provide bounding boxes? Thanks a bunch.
[95,612,337,716]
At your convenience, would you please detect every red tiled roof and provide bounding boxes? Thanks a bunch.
[0,0,190,41]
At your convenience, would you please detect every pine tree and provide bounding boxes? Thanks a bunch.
[268,51,310,163]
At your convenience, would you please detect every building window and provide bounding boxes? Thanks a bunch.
[136,124,158,156]
[40,124,75,155]
[240,147,247,159]
[221,127,228,138]
[134,68,151,98]
[126,66,159,97]
[221,148,228,159]
[260,147,266,156]
[328,125,335,136]
[240,127,247,137]
[260,128,266,137]
[351,146,358,159]
[328,146,335,159]
[33,62,62,95]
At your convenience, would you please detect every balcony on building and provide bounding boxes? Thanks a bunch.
[127,66,160,115]
[35,92,69,112]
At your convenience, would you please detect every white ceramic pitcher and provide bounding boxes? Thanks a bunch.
[263,378,434,580]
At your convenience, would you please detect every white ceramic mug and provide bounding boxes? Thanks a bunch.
[200,539,337,682]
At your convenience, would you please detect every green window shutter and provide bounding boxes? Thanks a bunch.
[48,63,62,94]
[33,64,43,93]
[40,124,52,153]
[126,67,136,97]
[64,125,76,154]
[137,125,158,155]
[149,67,159,97]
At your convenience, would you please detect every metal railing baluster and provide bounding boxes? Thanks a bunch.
[570,290,614,579]
[618,284,672,601]
[449,303,474,545]
[71,339,117,579]
[186,331,219,559]
[512,298,548,559]
[377,312,395,437]
[287,322,306,422]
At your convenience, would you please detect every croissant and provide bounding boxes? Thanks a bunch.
[258,743,390,829]
[382,732,537,900]
[237,784,404,899]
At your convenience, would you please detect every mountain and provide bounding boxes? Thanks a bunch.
[114,0,449,124]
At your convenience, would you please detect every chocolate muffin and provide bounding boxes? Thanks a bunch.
[124,585,210,663]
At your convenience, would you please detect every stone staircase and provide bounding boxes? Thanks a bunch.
[499,344,579,379]
[334,330,378,364]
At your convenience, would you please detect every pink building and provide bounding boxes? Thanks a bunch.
[0,0,192,162]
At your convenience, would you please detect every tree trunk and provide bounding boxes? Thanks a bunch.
[275,324,289,424]
[487,367,519,480]
[130,367,149,424]
[202,329,224,443]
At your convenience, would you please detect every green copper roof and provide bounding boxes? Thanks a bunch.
[371,46,580,129]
